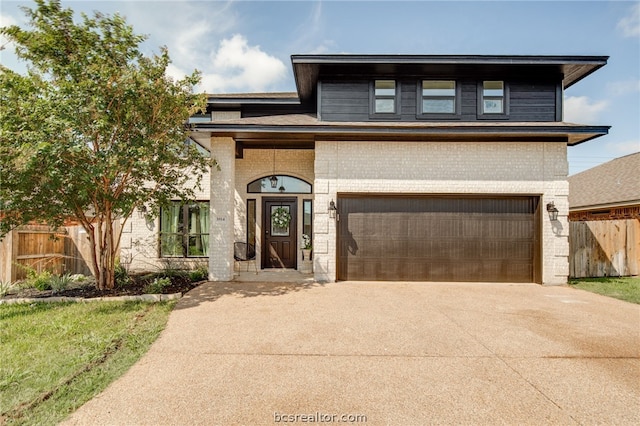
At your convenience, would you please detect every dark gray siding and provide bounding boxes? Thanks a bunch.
[320,78,559,122]
[320,81,369,121]
[509,82,557,121]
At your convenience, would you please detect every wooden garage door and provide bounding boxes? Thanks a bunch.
[337,195,540,282]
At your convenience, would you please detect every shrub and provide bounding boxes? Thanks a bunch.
[26,269,53,291]
[114,259,132,288]
[50,274,73,293]
[188,267,208,282]
[143,277,171,294]
[0,280,14,297]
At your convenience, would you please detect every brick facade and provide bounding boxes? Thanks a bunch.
[313,140,570,285]
[122,140,570,285]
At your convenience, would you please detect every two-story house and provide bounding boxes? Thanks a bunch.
[124,54,609,285]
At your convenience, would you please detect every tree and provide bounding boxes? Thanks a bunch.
[0,0,213,290]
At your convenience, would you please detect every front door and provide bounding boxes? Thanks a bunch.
[262,198,297,269]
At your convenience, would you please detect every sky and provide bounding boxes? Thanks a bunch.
[1,0,639,175]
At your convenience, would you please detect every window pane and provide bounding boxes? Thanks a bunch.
[186,202,209,257]
[161,234,183,257]
[247,199,256,247]
[423,99,455,113]
[423,80,455,97]
[161,204,182,234]
[247,175,311,193]
[375,98,395,113]
[483,99,503,114]
[188,234,208,256]
[483,81,504,96]
[375,80,395,96]
[303,200,312,239]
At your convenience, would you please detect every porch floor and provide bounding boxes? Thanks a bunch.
[233,268,314,283]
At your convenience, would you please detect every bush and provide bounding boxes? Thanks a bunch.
[50,274,73,293]
[25,269,53,291]
[0,280,14,297]
[143,277,171,294]
[114,260,132,288]
[188,267,208,282]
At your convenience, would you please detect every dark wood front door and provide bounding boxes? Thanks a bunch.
[262,198,297,269]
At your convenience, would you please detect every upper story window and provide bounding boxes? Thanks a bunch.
[420,80,458,115]
[481,81,505,114]
[373,80,397,114]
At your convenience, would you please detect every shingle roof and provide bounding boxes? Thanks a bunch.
[191,114,609,145]
[569,152,640,210]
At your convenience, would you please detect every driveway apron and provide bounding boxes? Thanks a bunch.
[63,281,640,425]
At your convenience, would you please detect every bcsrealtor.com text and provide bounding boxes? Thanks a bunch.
[274,412,367,423]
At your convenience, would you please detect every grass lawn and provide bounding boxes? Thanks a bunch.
[569,276,640,304]
[0,300,176,425]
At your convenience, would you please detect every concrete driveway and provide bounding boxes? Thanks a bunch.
[64,281,640,425]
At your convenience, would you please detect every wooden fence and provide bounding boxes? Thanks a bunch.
[569,219,640,278]
[0,224,104,282]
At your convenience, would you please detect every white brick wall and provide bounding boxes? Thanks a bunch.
[122,165,211,273]
[235,149,315,270]
[123,139,569,285]
[314,140,569,285]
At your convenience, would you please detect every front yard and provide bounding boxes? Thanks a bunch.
[569,276,640,304]
[0,301,175,425]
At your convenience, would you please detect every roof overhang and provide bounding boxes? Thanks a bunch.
[191,120,609,147]
[291,54,609,101]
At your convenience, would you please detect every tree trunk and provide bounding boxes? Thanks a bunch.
[85,216,117,290]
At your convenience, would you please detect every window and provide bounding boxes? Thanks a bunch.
[303,199,312,242]
[247,199,256,247]
[421,80,457,114]
[373,80,397,114]
[247,175,312,194]
[481,81,505,114]
[160,202,209,257]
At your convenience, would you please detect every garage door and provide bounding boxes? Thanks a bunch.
[337,195,540,282]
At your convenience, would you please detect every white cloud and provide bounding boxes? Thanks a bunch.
[605,140,640,155]
[564,96,609,123]
[199,34,287,93]
[0,12,18,51]
[607,79,640,96]
[617,3,640,38]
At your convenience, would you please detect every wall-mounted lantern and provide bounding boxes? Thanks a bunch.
[269,175,278,188]
[546,202,559,221]
[328,199,337,219]
[270,148,278,188]
[137,204,148,219]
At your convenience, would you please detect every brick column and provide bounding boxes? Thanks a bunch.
[313,141,338,283]
[209,137,235,281]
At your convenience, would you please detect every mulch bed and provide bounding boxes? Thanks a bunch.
[2,274,203,300]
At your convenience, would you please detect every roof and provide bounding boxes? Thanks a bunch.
[291,54,608,100]
[569,152,640,210]
[207,92,300,106]
[191,114,609,146]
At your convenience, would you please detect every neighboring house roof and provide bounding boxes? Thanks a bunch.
[569,152,640,211]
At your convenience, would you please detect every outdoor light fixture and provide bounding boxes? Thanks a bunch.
[546,202,559,221]
[269,148,278,188]
[269,175,278,188]
[328,199,337,219]
[137,204,148,219]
